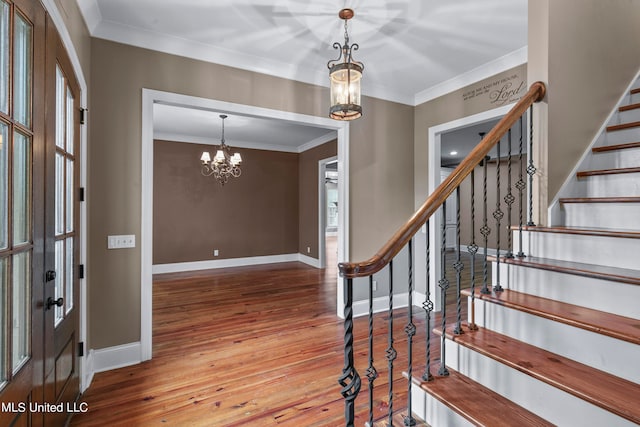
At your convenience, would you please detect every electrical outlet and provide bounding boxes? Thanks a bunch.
[307,246,311,253]
[213,249,219,256]
[373,280,377,291]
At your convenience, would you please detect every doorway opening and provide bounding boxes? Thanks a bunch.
[141,90,350,360]
[318,158,338,269]
[425,104,518,311]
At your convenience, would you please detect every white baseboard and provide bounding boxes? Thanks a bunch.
[298,253,321,268]
[82,341,143,393]
[352,291,434,318]
[353,293,410,318]
[152,253,321,274]
[91,342,142,374]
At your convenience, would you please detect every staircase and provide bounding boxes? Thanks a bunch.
[410,82,640,425]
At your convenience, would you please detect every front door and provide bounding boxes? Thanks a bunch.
[0,1,80,425]
[41,16,81,427]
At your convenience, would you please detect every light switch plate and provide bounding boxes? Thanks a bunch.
[107,234,136,249]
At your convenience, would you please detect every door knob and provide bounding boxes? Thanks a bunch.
[46,297,64,310]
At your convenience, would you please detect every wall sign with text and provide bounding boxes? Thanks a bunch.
[462,73,526,106]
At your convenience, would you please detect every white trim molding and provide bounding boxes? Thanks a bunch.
[415,47,527,106]
[89,342,143,374]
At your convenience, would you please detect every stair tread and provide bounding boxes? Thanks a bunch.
[619,102,640,112]
[461,288,640,345]
[493,255,640,286]
[414,365,553,427]
[592,141,640,153]
[631,88,640,95]
[559,196,640,204]
[435,326,640,424]
[371,411,428,427]
[516,225,640,239]
[607,120,640,132]
[576,166,640,177]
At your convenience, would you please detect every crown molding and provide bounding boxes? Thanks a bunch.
[76,0,102,34]
[414,46,528,106]
[84,8,524,107]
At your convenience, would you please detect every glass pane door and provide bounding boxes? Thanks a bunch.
[0,0,34,394]
[53,64,75,326]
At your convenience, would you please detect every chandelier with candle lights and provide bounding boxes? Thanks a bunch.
[200,114,242,185]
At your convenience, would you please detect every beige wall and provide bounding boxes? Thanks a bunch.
[298,140,338,259]
[414,64,527,207]
[529,0,640,210]
[88,39,414,349]
[349,97,415,261]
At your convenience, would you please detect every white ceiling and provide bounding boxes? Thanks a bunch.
[77,0,528,150]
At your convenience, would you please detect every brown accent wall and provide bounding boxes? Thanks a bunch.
[298,140,337,259]
[153,140,299,263]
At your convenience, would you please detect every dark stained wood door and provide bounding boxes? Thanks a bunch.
[41,14,81,427]
[0,0,46,426]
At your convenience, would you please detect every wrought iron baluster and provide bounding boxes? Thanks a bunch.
[339,277,361,427]
[467,170,478,330]
[422,220,434,382]
[527,106,537,226]
[386,261,397,426]
[453,187,464,335]
[517,116,526,258]
[493,137,504,292]
[479,133,491,295]
[405,241,416,427]
[366,276,378,427]
[438,203,450,376]
[504,128,515,259]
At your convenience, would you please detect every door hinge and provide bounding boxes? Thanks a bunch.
[78,342,84,357]
[79,108,87,125]
[78,264,85,279]
[79,187,85,202]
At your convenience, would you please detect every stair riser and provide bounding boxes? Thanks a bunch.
[516,230,640,269]
[577,173,640,198]
[411,388,475,427]
[602,127,640,145]
[469,298,640,383]
[588,146,640,170]
[612,108,640,124]
[495,262,640,319]
[443,340,638,427]
[561,202,640,231]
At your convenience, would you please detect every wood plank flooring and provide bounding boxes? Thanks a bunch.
[70,241,477,426]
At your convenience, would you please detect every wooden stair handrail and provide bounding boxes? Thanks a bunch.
[339,81,547,279]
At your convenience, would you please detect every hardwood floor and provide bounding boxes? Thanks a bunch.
[70,240,479,426]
